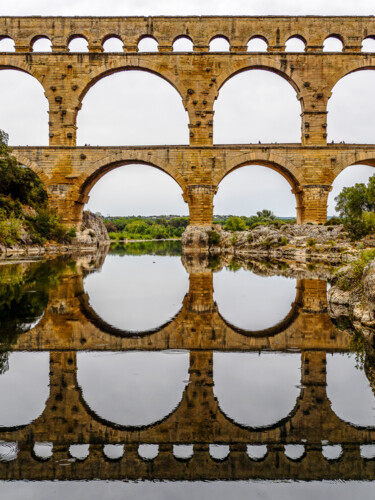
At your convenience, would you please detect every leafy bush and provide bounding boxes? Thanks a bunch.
[261,237,272,248]
[280,236,288,246]
[335,174,375,239]
[27,209,71,244]
[208,230,221,245]
[324,216,342,226]
[0,217,23,246]
[307,238,315,247]
[224,216,246,231]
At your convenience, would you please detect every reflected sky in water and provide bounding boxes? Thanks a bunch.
[213,269,296,331]
[0,248,375,493]
[327,353,375,427]
[83,254,188,332]
[0,352,49,427]
[213,352,300,427]
[1,480,375,499]
[77,351,189,426]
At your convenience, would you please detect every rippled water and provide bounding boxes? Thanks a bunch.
[0,242,375,498]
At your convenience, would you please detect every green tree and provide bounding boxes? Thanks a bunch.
[256,209,276,220]
[0,130,47,212]
[335,175,375,239]
[224,216,247,231]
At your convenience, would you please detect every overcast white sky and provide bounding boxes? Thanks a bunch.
[0,0,375,217]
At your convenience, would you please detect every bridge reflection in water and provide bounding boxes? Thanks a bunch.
[0,250,374,482]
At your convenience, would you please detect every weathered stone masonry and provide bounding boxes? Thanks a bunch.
[2,16,375,225]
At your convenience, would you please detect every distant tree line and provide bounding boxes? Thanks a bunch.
[103,216,189,240]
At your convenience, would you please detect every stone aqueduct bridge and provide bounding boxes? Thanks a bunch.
[2,16,375,225]
[1,257,375,481]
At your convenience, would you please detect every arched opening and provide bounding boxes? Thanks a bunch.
[68,36,89,52]
[214,268,297,332]
[285,36,305,52]
[102,36,123,52]
[173,36,193,52]
[328,164,375,216]
[138,36,158,52]
[0,352,49,427]
[0,69,48,145]
[327,70,375,143]
[327,353,375,426]
[0,37,15,52]
[247,37,267,52]
[362,37,375,52]
[213,352,300,427]
[77,351,189,427]
[323,36,343,52]
[214,69,301,143]
[209,36,230,52]
[214,165,297,219]
[82,218,189,332]
[32,36,52,52]
[77,70,189,146]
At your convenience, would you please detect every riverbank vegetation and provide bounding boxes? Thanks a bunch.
[0,130,74,247]
[103,216,189,240]
[103,210,294,241]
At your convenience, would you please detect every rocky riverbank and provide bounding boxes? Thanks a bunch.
[182,224,373,264]
[328,252,375,343]
[0,211,110,259]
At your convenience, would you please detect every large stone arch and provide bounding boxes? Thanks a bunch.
[326,61,375,103]
[80,153,187,197]
[76,63,189,122]
[8,152,50,187]
[0,61,48,89]
[73,154,188,224]
[215,61,303,101]
[332,154,375,180]
[213,154,303,191]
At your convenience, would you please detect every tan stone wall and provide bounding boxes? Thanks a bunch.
[1,16,375,224]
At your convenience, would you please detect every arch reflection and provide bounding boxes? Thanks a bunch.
[213,352,300,428]
[0,352,49,428]
[77,351,189,427]
[83,253,188,334]
[214,269,297,334]
[327,353,375,427]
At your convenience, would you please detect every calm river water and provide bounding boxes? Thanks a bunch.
[0,241,375,499]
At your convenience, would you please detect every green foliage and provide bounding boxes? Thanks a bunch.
[349,330,366,370]
[307,238,315,247]
[335,174,375,240]
[260,237,272,248]
[27,209,72,244]
[227,259,242,271]
[0,134,47,212]
[280,236,288,246]
[0,259,66,373]
[335,249,375,291]
[224,216,246,231]
[324,216,342,226]
[0,216,23,246]
[208,230,221,245]
[230,234,238,245]
[109,240,182,256]
[104,216,189,240]
[0,129,71,246]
